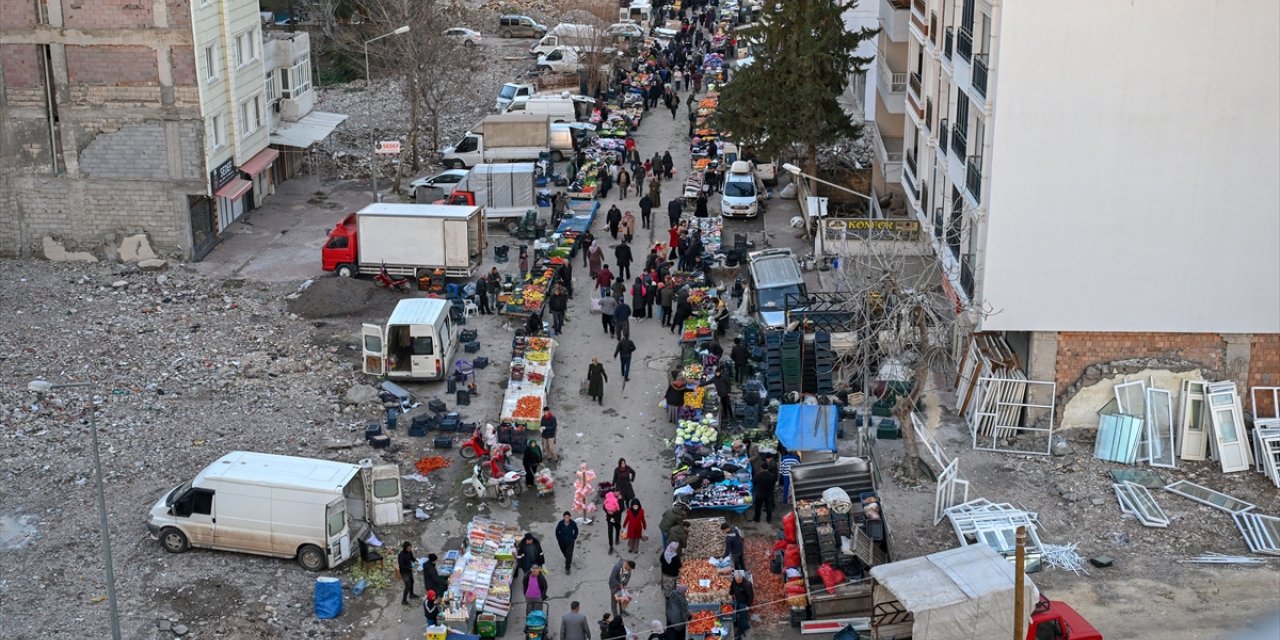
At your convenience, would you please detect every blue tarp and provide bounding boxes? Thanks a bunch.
[775,404,839,452]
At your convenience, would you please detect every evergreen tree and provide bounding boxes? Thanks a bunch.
[716,0,877,175]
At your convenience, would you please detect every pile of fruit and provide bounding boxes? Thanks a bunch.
[687,610,719,635]
[414,456,451,475]
[683,386,706,409]
[521,287,545,311]
[682,317,712,341]
[513,395,542,418]
[681,363,704,380]
[526,372,546,385]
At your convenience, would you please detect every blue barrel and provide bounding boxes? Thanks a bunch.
[314,577,343,619]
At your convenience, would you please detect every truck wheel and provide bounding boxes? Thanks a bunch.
[336,264,354,278]
[160,527,189,554]
[447,159,466,170]
[537,65,552,73]
[298,544,326,571]
[499,29,512,38]
[550,150,564,162]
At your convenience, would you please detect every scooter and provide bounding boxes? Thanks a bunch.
[459,423,495,460]
[461,463,525,505]
[373,263,412,291]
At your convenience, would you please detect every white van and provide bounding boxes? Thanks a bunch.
[362,298,461,381]
[147,452,403,570]
[505,92,595,123]
[721,160,765,218]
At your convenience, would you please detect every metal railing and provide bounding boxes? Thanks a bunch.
[930,12,939,46]
[877,56,908,93]
[908,71,922,99]
[872,123,904,164]
[972,53,989,98]
[925,97,933,132]
[957,27,973,60]
[903,150,920,199]
[966,156,982,203]
[951,125,968,159]
[944,27,954,60]
[938,119,949,155]
[911,0,927,19]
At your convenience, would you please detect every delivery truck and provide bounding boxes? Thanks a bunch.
[362,298,461,381]
[147,452,403,571]
[439,162,542,223]
[442,114,552,168]
[321,203,486,279]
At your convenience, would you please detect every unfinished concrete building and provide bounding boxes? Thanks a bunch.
[0,0,275,260]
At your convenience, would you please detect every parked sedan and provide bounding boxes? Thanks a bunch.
[443,27,482,48]
[409,169,469,200]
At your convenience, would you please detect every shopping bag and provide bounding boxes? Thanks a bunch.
[590,295,603,314]
[620,529,629,540]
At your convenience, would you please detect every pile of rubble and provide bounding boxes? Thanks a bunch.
[0,259,405,639]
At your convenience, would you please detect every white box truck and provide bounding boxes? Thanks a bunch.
[147,452,403,571]
[362,298,462,381]
[441,162,541,222]
[442,114,552,168]
[321,203,486,279]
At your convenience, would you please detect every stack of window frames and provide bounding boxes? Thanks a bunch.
[1113,481,1170,527]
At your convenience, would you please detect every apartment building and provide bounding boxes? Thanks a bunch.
[0,0,280,260]
[263,30,346,185]
[871,0,1280,422]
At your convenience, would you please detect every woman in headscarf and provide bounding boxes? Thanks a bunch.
[588,357,608,405]
[605,613,628,640]
[621,211,636,243]
[623,498,647,553]
[612,458,637,503]
[630,278,646,320]
[661,151,674,179]
[515,532,544,579]
[643,275,658,319]
[588,240,605,279]
[659,541,682,591]
[647,619,666,640]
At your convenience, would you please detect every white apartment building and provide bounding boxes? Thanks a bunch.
[263,30,347,185]
[871,0,1280,422]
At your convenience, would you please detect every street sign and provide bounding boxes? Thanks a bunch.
[375,140,401,155]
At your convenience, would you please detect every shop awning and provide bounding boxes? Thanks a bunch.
[215,177,253,200]
[775,403,839,452]
[239,147,280,176]
[269,111,348,148]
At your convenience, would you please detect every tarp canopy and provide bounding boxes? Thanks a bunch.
[869,545,1039,640]
[775,404,838,452]
[270,111,347,148]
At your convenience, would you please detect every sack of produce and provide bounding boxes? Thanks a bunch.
[784,577,808,607]
[817,563,846,595]
[784,544,801,570]
[821,488,852,513]
[782,512,797,544]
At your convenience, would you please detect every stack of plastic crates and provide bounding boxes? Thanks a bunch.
[763,331,785,398]
[814,331,835,394]
[781,332,803,394]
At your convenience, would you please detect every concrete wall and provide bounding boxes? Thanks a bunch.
[977,0,1280,334]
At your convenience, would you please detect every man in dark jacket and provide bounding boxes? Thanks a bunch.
[667,198,683,229]
[721,523,745,571]
[665,584,690,640]
[614,241,633,280]
[728,571,755,640]
[548,285,568,334]
[614,335,637,381]
[752,463,777,523]
[421,553,448,597]
[669,293,693,335]
[713,368,733,420]
[555,511,580,574]
[606,205,623,240]
[639,194,654,229]
[731,337,750,383]
[475,277,491,314]
[659,501,692,546]
[613,299,632,340]
[397,541,417,605]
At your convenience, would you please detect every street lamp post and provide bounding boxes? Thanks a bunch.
[364,25,412,203]
[781,163,878,453]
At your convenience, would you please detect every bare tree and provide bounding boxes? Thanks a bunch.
[555,0,625,99]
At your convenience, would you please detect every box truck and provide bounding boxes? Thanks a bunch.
[361,298,461,381]
[439,163,541,222]
[147,452,403,571]
[321,203,486,279]
[442,114,551,168]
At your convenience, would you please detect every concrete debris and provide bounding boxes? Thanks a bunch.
[343,385,380,405]
[137,258,168,270]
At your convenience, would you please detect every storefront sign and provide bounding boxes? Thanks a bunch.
[824,217,921,240]
[210,158,236,193]
[375,140,401,155]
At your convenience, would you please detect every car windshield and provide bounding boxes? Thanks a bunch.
[499,85,517,99]
[724,179,755,198]
[758,285,801,310]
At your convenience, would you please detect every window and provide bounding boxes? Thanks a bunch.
[203,44,219,84]
[326,505,345,537]
[265,70,277,102]
[252,95,263,130]
[209,114,223,148]
[290,56,312,97]
[234,30,259,67]
[279,68,291,99]
[248,30,257,61]
[326,236,348,249]
[235,34,245,67]
[412,337,435,355]
[373,478,398,499]
[239,100,249,134]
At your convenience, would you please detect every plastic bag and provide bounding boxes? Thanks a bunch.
[821,487,852,513]
[817,562,846,595]
[782,512,797,544]
[784,544,801,570]
[615,588,632,605]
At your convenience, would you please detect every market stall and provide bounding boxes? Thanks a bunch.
[499,336,556,432]
[497,264,558,318]
[439,517,522,638]
[679,287,722,344]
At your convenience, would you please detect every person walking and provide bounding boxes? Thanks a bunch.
[668,92,679,119]
[674,68,685,91]
[721,522,745,571]
[615,241,633,281]
[729,571,755,640]
[731,336,750,383]
[618,167,632,199]
[607,205,623,240]
[664,585,690,640]
[588,357,609,405]
[662,151,675,179]
[555,511,580,574]
[778,446,801,503]
[599,166,614,199]
[522,439,543,489]
[614,335,637,382]
[643,277,657,319]
[582,231,596,268]
[561,601,592,640]
[629,277,645,320]
[623,498,647,553]
[621,211,636,243]
[688,108,697,137]
[596,264,615,298]
[522,565,549,613]
[540,407,559,462]
[639,193,654,229]
[516,532,545,580]
[694,193,708,218]
[669,293,693,335]
[649,176,662,205]
[612,298,632,340]
[713,368,734,420]
[667,198,683,230]
[611,458,638,503]
[475,277,492,315]
[588,240,604,278]
[549,284,568,334]
[752,461,777,523]
[599,294,618,337]
[603,488,624,553]
[659,282,675,327]
[608,558,636,618]
[397,541,417,605]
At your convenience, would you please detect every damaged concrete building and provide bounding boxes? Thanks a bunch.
[0,0,307,260]
[871,0,1280,426]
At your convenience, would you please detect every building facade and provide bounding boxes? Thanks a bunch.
[871,0,1280,422]
[0,0,288,260]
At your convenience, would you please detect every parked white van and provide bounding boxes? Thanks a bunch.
[721,160,765,218]
[362,298,461,381]
[505,92,595,123]
[147,452,403,570]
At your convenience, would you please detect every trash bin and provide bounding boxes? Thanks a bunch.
[314,577,343,619]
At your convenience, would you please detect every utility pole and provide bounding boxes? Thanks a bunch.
[1014,525,1026,640]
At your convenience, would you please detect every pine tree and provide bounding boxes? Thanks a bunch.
[716,0,877,175]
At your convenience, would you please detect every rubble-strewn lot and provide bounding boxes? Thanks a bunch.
[0,260,435,640]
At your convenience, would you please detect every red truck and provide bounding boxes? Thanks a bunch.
[321,203,486,279]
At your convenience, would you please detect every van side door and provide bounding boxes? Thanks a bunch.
[171,487,217,547]
[361,324,387,375]
[325,498,351,567]
[365,465,404,526]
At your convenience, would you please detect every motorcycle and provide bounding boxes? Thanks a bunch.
[373,263,412,291]
[459,424,492,460]
[461,462,525,505]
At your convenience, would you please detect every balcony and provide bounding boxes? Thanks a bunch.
[902,148,920,200]
[880,0,911,42]
[938,118,949,156]
[909,0,930,41]
[957,27,973,60]
[971,53,989,98]
[944,27,953,60]
[924,97,933,133]
[951,126,968,160]
[966,156,982,204]
[877,55,908,95]
[872,124,904,183]
[908,71,921,100]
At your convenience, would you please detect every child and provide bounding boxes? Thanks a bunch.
[598,613,614,639]
[423,590,440,626]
